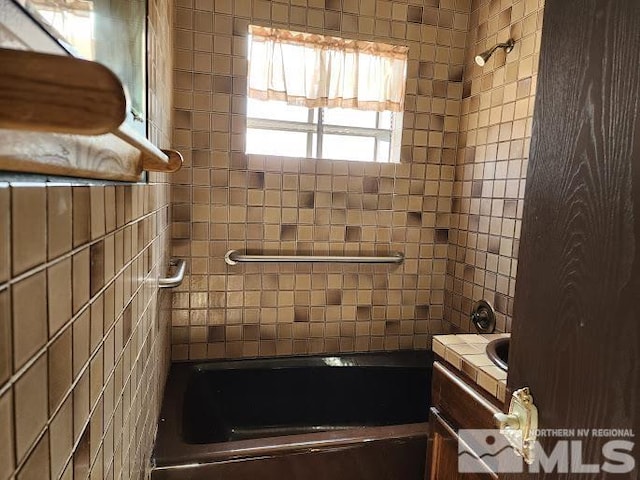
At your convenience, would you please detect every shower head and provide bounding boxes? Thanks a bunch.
[475,39,515,67]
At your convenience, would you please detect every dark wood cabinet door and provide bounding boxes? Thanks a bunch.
[428,409,460,480]
[506,0,640,478]
[428,408,497,480]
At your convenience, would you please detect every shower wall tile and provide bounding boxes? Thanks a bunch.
[170,0,472,360]
[11,271,47,372]
[14,354,48,462]
[47,185,73,261]
[0,289,11,386]
[19,432,50,480]
[72,186,91,248]
[0,1,175,479]
[47,258,72,337]
[11,185,46,276]
[443,0,544,332]
[0,389,13,480]
[48,327,73,415]
[49,396,73,480]
[0,184,9,284]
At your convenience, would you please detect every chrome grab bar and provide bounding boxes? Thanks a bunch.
[159,259,186,288]
[224,250,404,266]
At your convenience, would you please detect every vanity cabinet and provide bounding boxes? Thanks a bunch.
[427,361,505,480]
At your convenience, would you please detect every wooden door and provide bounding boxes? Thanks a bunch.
[505,0,640,478]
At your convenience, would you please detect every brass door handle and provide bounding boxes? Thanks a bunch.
[494,412,521,430]
[494,387,539,464]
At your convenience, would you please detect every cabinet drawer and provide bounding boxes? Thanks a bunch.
[431,361,503,430]
[428,408,498,480]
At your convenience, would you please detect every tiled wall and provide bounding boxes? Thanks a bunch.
[0,1,174,479]
[444,0,544,332]
[170,0,474,360]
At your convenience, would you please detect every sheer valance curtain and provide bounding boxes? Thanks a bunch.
[247,25,409,112]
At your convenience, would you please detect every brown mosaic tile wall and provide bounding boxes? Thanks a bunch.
[444,0,544,332]
[0,1,174,479]
[170,0,475,360]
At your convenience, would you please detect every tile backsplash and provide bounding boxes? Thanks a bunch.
[444,0,544,332]
[0,1,174,479]
[170,0,473,360]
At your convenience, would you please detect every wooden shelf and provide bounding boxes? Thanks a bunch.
[0,47,182,179]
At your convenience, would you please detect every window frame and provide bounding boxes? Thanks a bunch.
[246,103,402,163]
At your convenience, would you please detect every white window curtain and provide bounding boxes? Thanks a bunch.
[248,25,409,112]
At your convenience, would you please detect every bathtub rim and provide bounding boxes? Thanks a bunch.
[172,349,433,371]
[153,422,430,469]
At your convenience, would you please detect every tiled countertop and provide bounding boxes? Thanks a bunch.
[432,334,510,403]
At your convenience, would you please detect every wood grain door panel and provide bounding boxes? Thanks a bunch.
[505,0,640,478]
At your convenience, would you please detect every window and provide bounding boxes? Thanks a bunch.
[245,26,408,163]
[246,99,401,162]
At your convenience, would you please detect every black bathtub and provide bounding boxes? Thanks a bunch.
[152,351,433,480]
